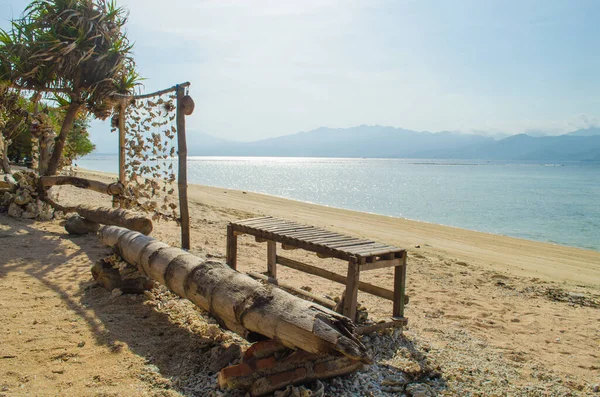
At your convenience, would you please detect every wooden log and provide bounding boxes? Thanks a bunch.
[45,198,153,235]
[41,176,124,196]
[247,272,336,309]
[98,225,370,362]
[176,85,191,250]
[218,340,363,396]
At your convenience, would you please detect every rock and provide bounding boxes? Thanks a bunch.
[2,191,12,205]
[65,215,99,235]
[406,383,432,397]
[593,384,599,393]
[22,202,38,219]
[7,203,23,218]
[37,200,54,221]
[13,191,32,206]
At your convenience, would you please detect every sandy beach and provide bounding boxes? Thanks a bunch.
[1,168,599,396]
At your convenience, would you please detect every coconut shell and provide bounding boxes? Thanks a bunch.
[180,95,195,115]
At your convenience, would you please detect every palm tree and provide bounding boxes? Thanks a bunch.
[0,0,139,175]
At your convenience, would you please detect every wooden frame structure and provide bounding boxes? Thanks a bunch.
[226,216,408,332]
[116,82,192,249]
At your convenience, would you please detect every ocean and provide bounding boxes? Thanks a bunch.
[77,155,600,251]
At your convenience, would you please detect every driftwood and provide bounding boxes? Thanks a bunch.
[41,176,124,196]
[46,198,153,235]
[98,225,369,362]
[219,340,362,396]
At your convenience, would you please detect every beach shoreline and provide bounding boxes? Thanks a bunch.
[77,167,600,289]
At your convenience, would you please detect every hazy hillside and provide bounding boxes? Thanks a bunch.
[185,125,600,161]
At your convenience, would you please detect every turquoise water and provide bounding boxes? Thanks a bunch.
[78,155,600,251]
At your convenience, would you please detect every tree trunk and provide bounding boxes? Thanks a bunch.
[45,197,153,235]
[0,135,11,174]
[41,176,124,196]
[98,225,370,362]
[45,100,80,176]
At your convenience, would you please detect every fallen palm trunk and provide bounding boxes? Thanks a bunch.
[98,225,369,362]
[40,175,124,196]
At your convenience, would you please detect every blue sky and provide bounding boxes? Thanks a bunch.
[2,0,599,152]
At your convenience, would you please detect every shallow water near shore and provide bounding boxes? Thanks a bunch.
[78,155,600,251]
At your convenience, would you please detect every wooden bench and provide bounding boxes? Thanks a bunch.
[226,216,408,332]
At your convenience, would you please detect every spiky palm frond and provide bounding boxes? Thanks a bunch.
[0,0,139,119]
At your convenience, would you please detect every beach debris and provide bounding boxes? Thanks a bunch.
[97,225,369,394]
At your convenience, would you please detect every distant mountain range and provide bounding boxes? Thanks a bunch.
[186,125,600,161]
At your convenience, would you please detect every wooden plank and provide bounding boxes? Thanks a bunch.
[283,229,325,237]
[247,272,336,309]
[300,232,344,241]
[236,216,272,224]
[310,236,356,245]
[346,243,392,254]
[351,246,400,257]
[275,255,397,303]
[360,258,402,271]
[234,226,353,261]
[226,224,238,270]
[319,237,359,247]
[327,240,375,249]
[342,258,361,320]
[281,243,298,250]
[393,254,407,318]
[356,319,406,335]
[275,226,315,235]
[244,219,290,229]
[267,241,277,277]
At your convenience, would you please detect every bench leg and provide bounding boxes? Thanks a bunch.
[393,254,407,318]
[267,240,277,278]
[226,224,238,270]
[342,259,360,321]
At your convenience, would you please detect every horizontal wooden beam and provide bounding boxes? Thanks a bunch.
[276,255,399,302]
[356,318,407,335]
[41,176,123,196]
[360,258,402,271]
[247,272,336,309]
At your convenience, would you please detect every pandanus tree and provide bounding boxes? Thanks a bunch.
[0,0,139,175]
[0,83,30,173]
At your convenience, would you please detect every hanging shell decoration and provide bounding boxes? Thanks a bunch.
[120,92,180,222]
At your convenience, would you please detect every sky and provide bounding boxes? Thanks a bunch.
[2,0,600,152]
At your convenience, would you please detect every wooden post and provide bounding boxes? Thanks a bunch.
[116,99,126,208]
[176,85,191,250]
[226,224,238,270]
[267,241,277,278]
[393,252,407,319]
[342,257,361,321]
